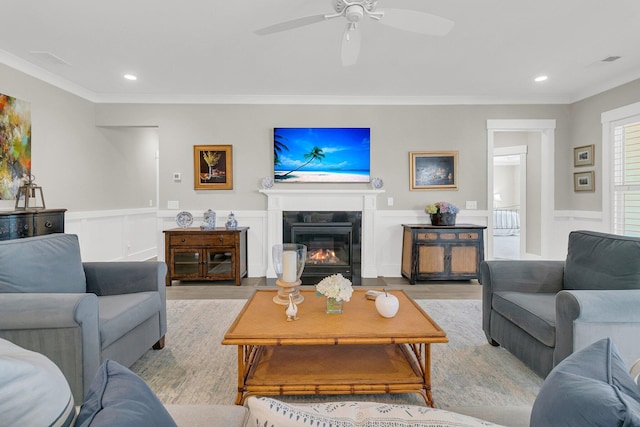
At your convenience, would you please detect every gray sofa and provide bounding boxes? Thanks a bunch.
[481,229,640,377]
[3,334,639,427]
[0,233,167,402]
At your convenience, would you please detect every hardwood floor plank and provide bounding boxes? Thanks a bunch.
[165,277,482,300]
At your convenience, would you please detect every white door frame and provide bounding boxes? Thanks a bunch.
[487,119,556,259]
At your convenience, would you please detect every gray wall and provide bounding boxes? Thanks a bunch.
[0,64,156,211]
[3,61,640,214]
[97,126,158,208]
[94,103,570,213]
[568,79,640,210]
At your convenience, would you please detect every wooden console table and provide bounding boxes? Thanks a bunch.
[163,227,248,286]
[0,209,66,241]
[222,289,448,406]
[401,224,486,283]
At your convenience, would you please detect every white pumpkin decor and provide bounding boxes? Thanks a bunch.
[375,290,399,318]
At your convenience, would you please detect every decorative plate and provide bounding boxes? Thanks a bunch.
[176,211,193,228]
[370,177,384,189]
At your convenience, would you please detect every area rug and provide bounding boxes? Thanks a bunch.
[130,299,542,408]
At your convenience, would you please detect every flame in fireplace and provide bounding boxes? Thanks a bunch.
[307,249,343,265]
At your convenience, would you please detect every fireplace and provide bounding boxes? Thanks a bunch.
[283,211,361,285]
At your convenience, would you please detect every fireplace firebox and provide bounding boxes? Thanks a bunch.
[283,211,361,285]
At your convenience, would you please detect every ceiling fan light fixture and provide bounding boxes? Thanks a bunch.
[534,75,548,83]
[345,5,364,22]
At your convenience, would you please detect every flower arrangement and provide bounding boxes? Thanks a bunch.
[316,273,353,302]
[425,201,460,215]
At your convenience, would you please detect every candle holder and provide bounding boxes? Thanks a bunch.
[272,243,306,305]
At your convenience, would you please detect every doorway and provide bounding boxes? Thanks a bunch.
[493,146,526,259]
[487,120,556,259]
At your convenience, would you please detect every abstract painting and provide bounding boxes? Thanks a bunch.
[0,93,31,200]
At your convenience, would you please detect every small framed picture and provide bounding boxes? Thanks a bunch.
[574,171,594,192]
[409,151,458,190]
[194,145,233,190]
[573,144,594,167]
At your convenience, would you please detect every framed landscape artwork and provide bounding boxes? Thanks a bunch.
[573,144,594,167]
[574,171,594,192]
[409,151,458,190]
[194,145,233,190]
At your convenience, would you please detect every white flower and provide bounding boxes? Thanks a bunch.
[315,273,353,302]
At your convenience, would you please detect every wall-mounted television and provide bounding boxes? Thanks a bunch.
[273,127,370,183]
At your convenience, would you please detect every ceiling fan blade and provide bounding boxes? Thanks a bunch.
[341,24,361,67]
[255,14,328,35]
[377,8,454,36]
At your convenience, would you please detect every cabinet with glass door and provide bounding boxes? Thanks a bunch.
[164,227,248,286]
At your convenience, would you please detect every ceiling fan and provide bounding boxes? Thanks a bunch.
[255,0,454,67]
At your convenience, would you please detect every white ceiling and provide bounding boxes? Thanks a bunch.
[2,0,640,104]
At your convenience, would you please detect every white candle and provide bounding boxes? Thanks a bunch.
[282,251,297,283]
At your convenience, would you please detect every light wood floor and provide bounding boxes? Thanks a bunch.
[166,277,482,300]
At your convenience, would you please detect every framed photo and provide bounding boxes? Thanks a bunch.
[194,145,233,190]
[409,151,458,190]
[574,171,594,192]
[573,144,594,167]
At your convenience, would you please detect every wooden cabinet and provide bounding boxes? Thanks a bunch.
[163,227,248,286]
[0,209,66,241]
[401,224,486,284]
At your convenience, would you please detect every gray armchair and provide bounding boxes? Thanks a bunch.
[0,234,167,402]
[481,230,640,377]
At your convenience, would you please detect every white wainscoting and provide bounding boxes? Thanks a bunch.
[65,208,158,262]
[64,208,605,277]
[549,210,606,259]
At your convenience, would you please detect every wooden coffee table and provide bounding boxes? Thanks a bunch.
[222,289,448,406]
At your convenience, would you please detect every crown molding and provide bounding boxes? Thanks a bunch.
[4,48,635,106]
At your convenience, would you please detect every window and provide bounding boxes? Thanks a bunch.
[613,119,640,236]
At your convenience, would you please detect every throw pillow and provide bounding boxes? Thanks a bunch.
[76,359,176,427]
[632,358,640,392]
[0,338,75,427]
[246,396,500,426]
[0,233,86,293]
[530,337,640,427]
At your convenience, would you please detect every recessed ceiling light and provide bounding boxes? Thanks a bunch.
[534,75,548,83]
[123,74,137,81]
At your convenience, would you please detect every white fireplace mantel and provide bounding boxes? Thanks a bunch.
[260,189,384,279]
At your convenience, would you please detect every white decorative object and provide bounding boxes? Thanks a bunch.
[285,294,298,321]
[282,250,297,283]
[225,212,238,229]
[272,244,307,305]
[316,273,353,302]
[370,177,384,189]
[175,211,193,228]
[375,290,399,318]
[261,176,274,189]
[201,209,216,230]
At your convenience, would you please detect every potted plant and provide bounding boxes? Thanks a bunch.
[425,201,459,226]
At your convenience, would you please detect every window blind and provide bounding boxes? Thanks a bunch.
[613,121,640,236]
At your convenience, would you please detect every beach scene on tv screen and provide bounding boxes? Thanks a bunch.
[274,127,370,183]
